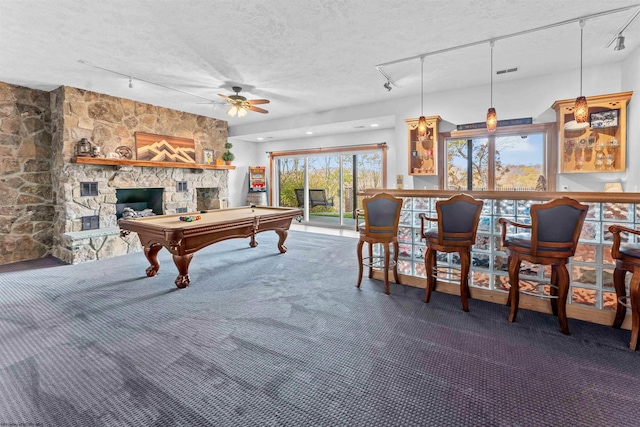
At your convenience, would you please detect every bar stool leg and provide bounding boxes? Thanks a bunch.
[508,255,521,323]
[612,267,628,329]
[356,240,365,288]
[459,250,471,312]
[424,247,436,303]
[629,272,640,350]
[368,242,374,278]
[556,263,571,335]
[383,242,391,295]
[392,240,400,284]
[550,265,559,317]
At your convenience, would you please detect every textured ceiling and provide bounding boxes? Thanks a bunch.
[1,0,639,141]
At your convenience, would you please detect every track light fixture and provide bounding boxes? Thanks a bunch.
[574,20,589,123]
[128,77,133,88]
[383,80,392,91]
[614,34,625,50]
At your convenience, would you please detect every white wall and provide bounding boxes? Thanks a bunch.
[621,47,640,192]
[229,54,638,197]
[225,139,263,207]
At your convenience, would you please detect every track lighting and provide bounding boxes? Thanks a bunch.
[128,77,133,88]
[383,80,392,91]
[614,34,625,50]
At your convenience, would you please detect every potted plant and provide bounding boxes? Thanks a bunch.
[222,142,235,165]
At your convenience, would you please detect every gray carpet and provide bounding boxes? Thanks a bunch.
[0,230,639,426]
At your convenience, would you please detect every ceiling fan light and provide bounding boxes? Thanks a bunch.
[417,115,427,141]
[486,108,497,132]
[237,107,248,118]
[574,96,589,123]
[227,106,238,117]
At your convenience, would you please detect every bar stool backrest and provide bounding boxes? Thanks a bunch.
[435,194,483,244]
[362,193,402,239]
[529,197,588,257]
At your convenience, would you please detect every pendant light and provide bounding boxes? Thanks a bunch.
[574,20,589,123]
[417,56,428,142]
[486,40,497,132]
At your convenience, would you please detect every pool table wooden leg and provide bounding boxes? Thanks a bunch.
[275,229,288,253]
[250,233,258,248]
[173,253,194,289]
[144,245,163,277]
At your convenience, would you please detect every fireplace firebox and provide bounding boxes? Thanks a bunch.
[115,188,164,218]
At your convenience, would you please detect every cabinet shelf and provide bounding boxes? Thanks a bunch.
[71,157,236,170]
[406,116,441,176]
[552,92,631,174]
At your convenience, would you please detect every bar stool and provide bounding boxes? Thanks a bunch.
[498,197,588,335]
[609,225,640,350]
[355,192,403,295]
[419,194,483,311]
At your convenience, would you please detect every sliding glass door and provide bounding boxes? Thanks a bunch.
[272,144,386,229]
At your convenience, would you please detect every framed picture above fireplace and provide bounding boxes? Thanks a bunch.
[135,132,196,163]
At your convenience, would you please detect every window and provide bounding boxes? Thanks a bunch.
[444,123,555,191]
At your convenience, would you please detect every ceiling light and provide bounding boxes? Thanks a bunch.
[306,131,313,135]
[227,106,238,117]
[486,41,497,132]
[574,20,589,123]
[614,34,625,50]
[257,137,264,141]
[383,80,392,91]
[128,77,133,89]
[237,107,248,118]
[417,57,427,142]
[371,124,378,127]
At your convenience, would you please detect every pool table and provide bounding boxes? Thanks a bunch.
[118,206,302,288]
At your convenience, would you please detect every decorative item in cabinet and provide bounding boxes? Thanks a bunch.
[552,91,631,173]
[406,116,441,175]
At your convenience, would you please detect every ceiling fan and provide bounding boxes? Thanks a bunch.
[218,86,270,118]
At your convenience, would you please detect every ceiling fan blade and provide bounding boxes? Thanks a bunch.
[248,106,269,114]
[218,94,231,100]
[248,99,270,105]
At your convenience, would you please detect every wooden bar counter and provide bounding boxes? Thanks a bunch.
[362,189,640,329]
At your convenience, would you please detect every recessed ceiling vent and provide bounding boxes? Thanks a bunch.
[496,67,518,75]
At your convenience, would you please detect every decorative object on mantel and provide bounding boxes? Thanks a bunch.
[135,132,196,163]
[222,142,235,165]
[179,215,202,222]
[76,138,93,157]
[91,145,102,158]
[203,149,214,165]
[115,146,133,159]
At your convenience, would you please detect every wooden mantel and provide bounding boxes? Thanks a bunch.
[71,157,236,170]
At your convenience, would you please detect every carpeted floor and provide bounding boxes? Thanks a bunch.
[0,230,639,426]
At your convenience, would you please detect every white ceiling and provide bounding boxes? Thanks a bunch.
[1,0,639,142]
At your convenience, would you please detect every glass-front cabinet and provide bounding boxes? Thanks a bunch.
[406,116,440,176]
[552,92,632,173]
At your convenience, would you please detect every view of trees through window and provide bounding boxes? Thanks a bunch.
[447,133,545,191]
[276,151,383,217]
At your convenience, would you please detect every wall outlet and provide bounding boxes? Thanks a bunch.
[561,185,570,192]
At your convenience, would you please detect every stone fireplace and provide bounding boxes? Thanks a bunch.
[47,85,229,265]
[53,163,229,264]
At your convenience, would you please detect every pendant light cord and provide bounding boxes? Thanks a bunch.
[579,20,585,96]
[420,56,424,116]
[490,41,494,107]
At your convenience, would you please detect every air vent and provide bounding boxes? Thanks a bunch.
[496,67,518,75]
[81,215,99,231]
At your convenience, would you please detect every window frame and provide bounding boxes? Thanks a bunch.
[438,122,557,191]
